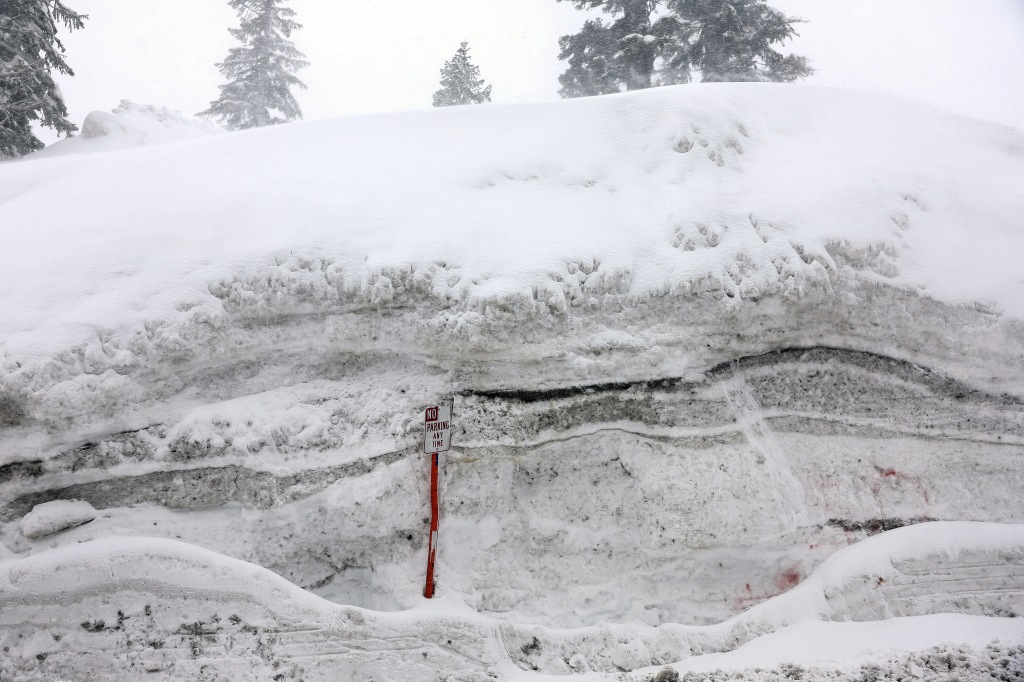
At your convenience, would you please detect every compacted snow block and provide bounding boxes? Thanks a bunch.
[19,500,97,539]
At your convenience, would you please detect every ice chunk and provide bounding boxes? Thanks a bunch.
[19,499,97,539]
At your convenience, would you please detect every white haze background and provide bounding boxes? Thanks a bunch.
[44,0,1024,144]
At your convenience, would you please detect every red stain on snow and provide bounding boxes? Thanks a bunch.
[774,568,802,592]
[732,566,803,614]
[872,466,931,507]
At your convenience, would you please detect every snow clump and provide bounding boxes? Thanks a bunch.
[19,499,97,539]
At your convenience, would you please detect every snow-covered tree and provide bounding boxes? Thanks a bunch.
[556,0,810,98]
[0,0,86,158]
[432,42,492,107]
[671,0,812,83]
[198,0,308,131]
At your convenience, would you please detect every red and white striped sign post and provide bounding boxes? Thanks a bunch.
[423,405,451,598]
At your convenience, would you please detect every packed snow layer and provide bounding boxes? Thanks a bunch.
[2,346,1021,629]
[1,84,1024,679]
[0,522,1021,680]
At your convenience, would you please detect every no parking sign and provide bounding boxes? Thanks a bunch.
[422,404,451,599]
[424,405,452,453]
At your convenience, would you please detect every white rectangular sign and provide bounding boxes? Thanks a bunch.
[424,405,452,453]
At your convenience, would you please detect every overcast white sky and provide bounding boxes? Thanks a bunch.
[48,0,1024,142]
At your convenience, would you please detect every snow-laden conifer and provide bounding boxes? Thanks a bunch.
[432,42,492,107]
[670,0,812,83]
[199,0,308,131]
[0,0,85,158]
[556,0,810,98]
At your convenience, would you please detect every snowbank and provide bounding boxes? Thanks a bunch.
[1,83,1023,681]
[1,84,1022,366]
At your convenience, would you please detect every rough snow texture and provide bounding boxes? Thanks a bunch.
[655,642,1024,682]
[18,499,96,539]
[0,524,1021,680]
[1,84,1023,679]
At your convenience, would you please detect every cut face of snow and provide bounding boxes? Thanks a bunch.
[1,84,1024,680]
[2,345,1020,629]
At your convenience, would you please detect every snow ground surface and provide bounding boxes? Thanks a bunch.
[1,523,1022,680]
[1,84,1023,679]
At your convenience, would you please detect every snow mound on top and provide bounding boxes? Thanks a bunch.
[34,100,220,157]
[1,84,1022,365]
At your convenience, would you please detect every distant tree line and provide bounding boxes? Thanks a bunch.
[0,0,810,157]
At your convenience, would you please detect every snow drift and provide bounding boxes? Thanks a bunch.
[0,83,1023,679]
[27,99,220,158]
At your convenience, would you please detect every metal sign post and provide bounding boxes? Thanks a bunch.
[423,405,451,599]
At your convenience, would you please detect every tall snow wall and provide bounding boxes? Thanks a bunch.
[1,84,1023,635]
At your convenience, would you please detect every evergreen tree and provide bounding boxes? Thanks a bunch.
[557,1,682,97]
[556,0,810,98]
[670,0,812,82]
[432,42,492,107]
[199,0,308,131]
[0,0,86,158]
